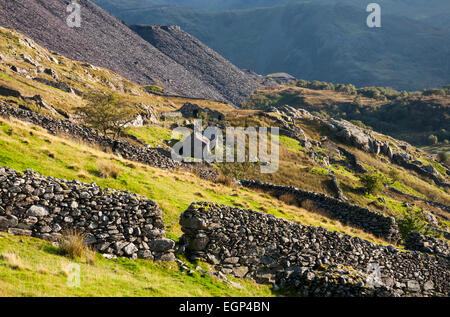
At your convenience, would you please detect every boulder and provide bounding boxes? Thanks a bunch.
[26,205,48,217]
[149,238,175,253]
[0,215,18,230]
[123,243,138,256]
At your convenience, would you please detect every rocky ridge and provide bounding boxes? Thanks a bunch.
[271,106,450,188]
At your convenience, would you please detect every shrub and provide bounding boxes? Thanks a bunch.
[427,134,438,145]
[0,252,27,270]
[398,210,433,241]
[437,151,449,165]
[142,85,165,94]
[216,173,233,187]
[388,169,400,184]
[279,193,297,206]
[360,172,384,195]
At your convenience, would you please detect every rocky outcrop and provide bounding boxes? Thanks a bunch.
[32,77,80,95]
[180,202,449,297]
[327,119,392,158]
[337,146,367,173]
[0,166,175,261]
[271,106,449,188]
[240,179,400,242]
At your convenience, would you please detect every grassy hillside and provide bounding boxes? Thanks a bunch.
[0,233,273,296]
[0,24,449,297]
[0,116,391,244]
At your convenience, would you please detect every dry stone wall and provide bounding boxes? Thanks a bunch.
[240,179,400,242]
[180,202,449,297]
[0,165,175,261]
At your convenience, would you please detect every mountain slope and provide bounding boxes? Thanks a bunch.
[130,24,259,106]
[94,1,450,91]
[0,0,259,105]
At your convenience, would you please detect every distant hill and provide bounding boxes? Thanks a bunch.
[0,0,259,105]
[94,0,450,91]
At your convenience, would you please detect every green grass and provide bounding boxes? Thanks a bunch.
[279,135,304,153]
[310,167,330,175]
[0,233,273,297]
[126,126,173,147]
[328,164,359,181]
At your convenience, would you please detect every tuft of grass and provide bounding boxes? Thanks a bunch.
[58,230,96,265]
[96,160,121,179]
[0,252,27,270]
[216,172,233,187]
[279,193,297,206]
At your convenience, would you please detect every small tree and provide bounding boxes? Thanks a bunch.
[76,91,138,138]
[398,210,432,241]
[388,168,400,184]
[437,151,450,165]
[360,172,384,195]
[427,134,438,145]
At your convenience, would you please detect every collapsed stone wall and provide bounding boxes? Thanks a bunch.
[405,232,450,260]
[0,166,175,261]
[180,202,449,297]
[240,179,400,242]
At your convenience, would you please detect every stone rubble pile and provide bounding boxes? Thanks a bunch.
[180,202,449,297]
[0,165,175,261]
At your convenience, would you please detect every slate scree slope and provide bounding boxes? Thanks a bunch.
[0,0,259,105]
